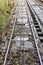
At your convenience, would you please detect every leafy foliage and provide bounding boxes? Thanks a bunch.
[0,0,17,33]
[0,0,8,12]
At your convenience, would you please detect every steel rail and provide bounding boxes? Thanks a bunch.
[26,1,43,65]
[3,3,19,65]
[33,0,43,10]
[27,0,43,32]
[3,0,43,65]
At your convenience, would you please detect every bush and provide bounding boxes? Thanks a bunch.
[0,0,17,33]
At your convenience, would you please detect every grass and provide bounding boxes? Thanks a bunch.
[0,0,17,34]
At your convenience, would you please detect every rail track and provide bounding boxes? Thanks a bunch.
[26,0,43,65]
[0,0,43,65]
[27,0,43,33]
[33,0,43,10]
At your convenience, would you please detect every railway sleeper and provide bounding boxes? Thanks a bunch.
[40,38,43,42]
[34,22,38,25]
[36,29,41,32]
[35,25,40,28]
[38,33,43,37]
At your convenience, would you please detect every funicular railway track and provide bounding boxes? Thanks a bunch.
[0,0,43,65]
[26,0,43,65]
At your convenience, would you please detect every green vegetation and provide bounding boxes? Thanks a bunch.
[0,0,8,31]
[0,0,17,34]
[0,0,8,12]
